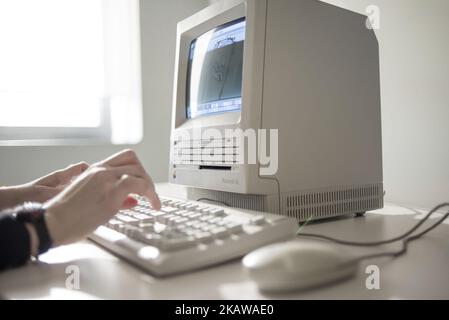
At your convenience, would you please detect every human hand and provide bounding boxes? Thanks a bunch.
[0,162,89,211]
[43,149,161,247]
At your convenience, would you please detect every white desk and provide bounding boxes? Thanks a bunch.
[1,183,448,299]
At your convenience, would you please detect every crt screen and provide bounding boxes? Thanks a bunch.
[186,18,245,119]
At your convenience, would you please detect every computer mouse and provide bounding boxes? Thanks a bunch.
[242,240,359,292]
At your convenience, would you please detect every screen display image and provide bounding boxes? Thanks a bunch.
[186,18,245,119]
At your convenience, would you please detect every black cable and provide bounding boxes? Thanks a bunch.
[405,209,449,241]
[297,203,449,246]
[354,242,407,261]
[196,198,231,207]
[350,209,449,264]
[296,203,449,265]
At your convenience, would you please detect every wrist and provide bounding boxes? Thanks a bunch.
[44,208,64,247]
[15,203,53,255]
[25,223,39,257]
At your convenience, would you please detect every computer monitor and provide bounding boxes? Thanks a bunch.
[170,0,383,221]
[186,17,245,119]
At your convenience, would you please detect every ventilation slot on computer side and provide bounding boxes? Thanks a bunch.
[187,184,383,221]
[283,183,384,221]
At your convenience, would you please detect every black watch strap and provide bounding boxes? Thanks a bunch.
[15,202,53,255]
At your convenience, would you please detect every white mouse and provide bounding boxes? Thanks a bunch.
[242,240,359,292]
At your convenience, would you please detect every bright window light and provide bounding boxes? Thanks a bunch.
[0,0,142,144]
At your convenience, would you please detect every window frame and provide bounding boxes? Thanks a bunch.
[0,105,111,146]
[0,0,142,146]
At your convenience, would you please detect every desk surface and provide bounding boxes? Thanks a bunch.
[1,183,448,299]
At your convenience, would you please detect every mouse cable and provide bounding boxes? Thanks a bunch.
[297,203,449,247]
[347,207,449,263]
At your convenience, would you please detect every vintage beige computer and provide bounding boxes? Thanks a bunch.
[170,0,383,221]
[90,0,383,275]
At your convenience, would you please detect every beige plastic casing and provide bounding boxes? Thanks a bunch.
[169,0,383,220]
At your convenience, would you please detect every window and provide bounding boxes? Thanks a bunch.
[0,0,142,145]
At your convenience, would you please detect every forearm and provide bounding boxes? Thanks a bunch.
[0,186,26,211]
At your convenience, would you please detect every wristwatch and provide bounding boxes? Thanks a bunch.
[14,202,53,255]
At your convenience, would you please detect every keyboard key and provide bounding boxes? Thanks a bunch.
[160,199,171,205]
[194,232,213,242]
[138,208,154,214]
[153,222,168,234]
[191,222,208,229]
[184,211,198,218]
[161,206,179,213]
[149,210,166,217]
[115,214,140,225]
[156,214,175,223]
[210,227,228,238]
[138,201,151,208]
[139,222,155,231]
[181,228,199,236]
[173,217,188,224]
[122,225,140,237]
[173,224,188,231]
[206,208,226,216]
[185,220,199,227]
[200,225,215,232]
[175,210,189,216]
[168,201,180,207]
[197,205,211,213]
[114,224,127,234]
[177,203,190,209]
[250,216,266,225]
[225,222,243,233]
[199,215,214,222]
[209,217,222,224]
[133,214,154,221]
[184,204,198,210]
[107,219,124,230]
[119,210,134,215]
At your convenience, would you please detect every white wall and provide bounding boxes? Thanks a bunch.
[320,0,449,209]
[0,0,208,185]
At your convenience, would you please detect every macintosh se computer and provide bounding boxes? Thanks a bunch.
[90,0,383,275]
[169,0,383,221]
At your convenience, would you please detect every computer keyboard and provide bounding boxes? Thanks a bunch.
[88,196,298,276]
